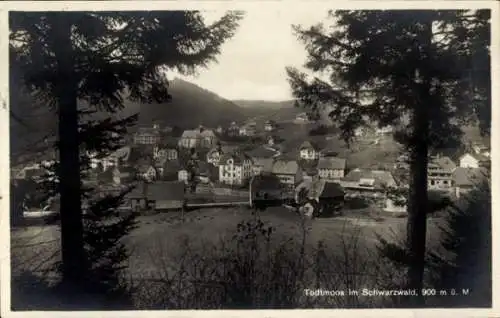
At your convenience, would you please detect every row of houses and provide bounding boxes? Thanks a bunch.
[133,120,279,149]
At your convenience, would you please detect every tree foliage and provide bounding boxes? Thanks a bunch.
[287,10,490,146]
[287,9,490,306]
[10,10,243,297]
[427,180,491,307]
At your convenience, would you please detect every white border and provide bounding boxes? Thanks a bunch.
[0,1,498,318]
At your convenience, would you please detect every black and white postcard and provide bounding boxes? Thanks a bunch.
[1,1,498,317]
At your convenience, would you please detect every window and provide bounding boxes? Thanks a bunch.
[430,180,435,185]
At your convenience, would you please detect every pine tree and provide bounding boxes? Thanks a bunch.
[427,177,491,307]
[10,11,243,291]
[287,10,490,306]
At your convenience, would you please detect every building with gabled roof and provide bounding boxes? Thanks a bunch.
[341,168,396,199]
[298,140,320,160]
[459,152,490,169]
[317,157,347,181]
[271,160,303,188]
[178,126,217,149]
[218,151,253,186]
[452,167,489,199]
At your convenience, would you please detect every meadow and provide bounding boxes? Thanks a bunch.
[11,205,445,309]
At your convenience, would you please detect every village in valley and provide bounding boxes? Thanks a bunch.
[13,106,491,222]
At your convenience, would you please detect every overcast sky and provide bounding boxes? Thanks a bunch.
[171,9,332,101]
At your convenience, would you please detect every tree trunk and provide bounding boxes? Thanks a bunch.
[406,21,433,307]
[51,15,87,286]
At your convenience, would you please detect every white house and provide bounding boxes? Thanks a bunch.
[299,141,320,160]
[178,126,217,149]
[375,125,393,135]
[317,157,346,181]
[264,120,276,131]
[294,112,309,123]
[459,153,489,169]
[178,169,190,184]
[218,152,253,186]
[138,165,157,182]
[427,156,456,192]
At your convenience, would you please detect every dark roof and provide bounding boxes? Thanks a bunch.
[452,167,488,187]
[296,179,344,199]
[299,140,317,151]
[272,160,300,175]
[148,181,185,201]
[220,151,251,165]
[253,157,275,171]
[251,174,283,191]
[321,182,345,198]
[343,169,396,188]
[317,157,346,170]
[136,127,161,136]
[163,160,182,173]
[434,156,457,171]
[158,137,179,149]
[129,181,185,201]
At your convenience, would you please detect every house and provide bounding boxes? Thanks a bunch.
[125,181,186,212]
[218,151,253,186]
[384,196,407,214]
[251,157,275,176]
[133,127,161,145]
[459,153,490,169]
[299,141,320,160]
[153,145,178,161]
[427,156,456,192]
[317,157,346,181]
[178,130,199,149]
[138,164,157,182]
[294,112,309,123]
[340,168,397,200]
[295,179,345,217]
[394,153,410,170]
[239,124,256,137]
[264,120,276,132]
[178,126,217,149]
[227,121,240,136]
[178,169,191,184]
[195,161,218,183]
[149,181,186,210]
[157,160,182,181]
[375,125,393,135]
[266,135,276,146]
[250,174,286,209]
[206,144,238,166]
[271,160,303,189]
[96,146,132,171]
[198,127,217,148]
[301,167,319,183]
[111,166,137,185]
[452,167,488,199]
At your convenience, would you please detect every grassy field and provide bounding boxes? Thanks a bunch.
[10,205,449,309]
[11,206,443,280]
